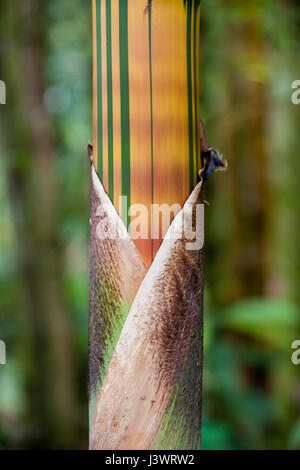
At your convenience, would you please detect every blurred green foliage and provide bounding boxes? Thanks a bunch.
[0,0,300,450]
[0,0,91,449]
[201,0,300,450]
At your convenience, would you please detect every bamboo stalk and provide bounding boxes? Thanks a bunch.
[89,0,203,450]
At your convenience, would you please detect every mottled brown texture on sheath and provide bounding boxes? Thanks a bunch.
[88,182,122,396]
[155,244,203,389]
[150,194,204,449]
[154,253,203,448]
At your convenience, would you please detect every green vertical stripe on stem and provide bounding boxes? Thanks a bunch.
[186,1,194,191]
[148,1,154,259]
[106,0,114,201]
[119,0,130,229]
[96,0,103,179]
[193,1,200,176]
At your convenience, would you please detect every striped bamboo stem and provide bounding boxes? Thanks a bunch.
[89,0,203,450]
[92,0,201,265]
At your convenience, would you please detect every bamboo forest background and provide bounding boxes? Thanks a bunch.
[0,0,300,450]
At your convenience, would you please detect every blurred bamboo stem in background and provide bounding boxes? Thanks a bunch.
[1,0,79,448]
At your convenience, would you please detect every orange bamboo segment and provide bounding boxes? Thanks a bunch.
[111,0,122,215]
[151,0,191,257]
[92,0,98,172]
[93,0,201,265]
[194,3,201,175]
[128,1,152,267]
[191,4,197,183]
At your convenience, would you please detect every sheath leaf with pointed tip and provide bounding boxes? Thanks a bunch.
[90,173,204,450]
[89,164,146,426]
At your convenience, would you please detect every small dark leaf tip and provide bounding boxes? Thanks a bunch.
[199,119,227,181]
[202,148,227,181]
[87,143,93,165]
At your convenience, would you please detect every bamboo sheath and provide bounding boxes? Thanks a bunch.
[89,0,203,449]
